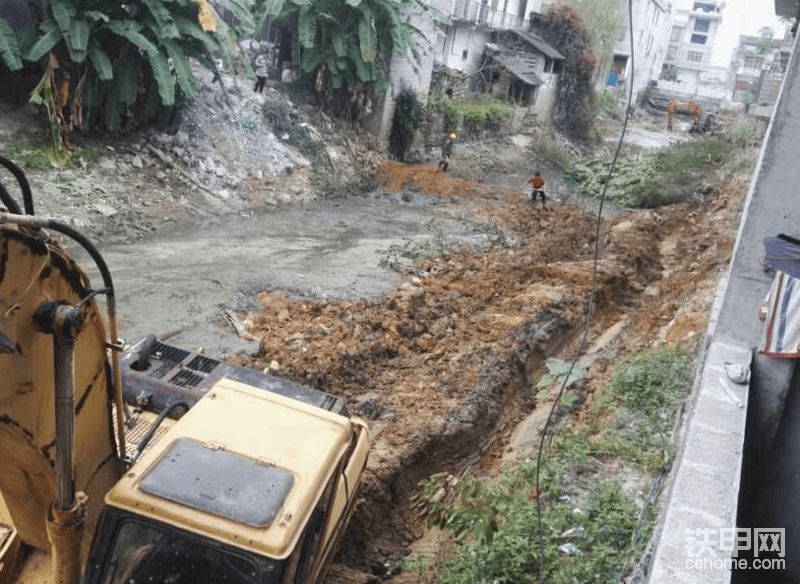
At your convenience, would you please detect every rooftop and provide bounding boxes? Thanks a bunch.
[106,378,353,559]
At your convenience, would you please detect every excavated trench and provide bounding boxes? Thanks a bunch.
[335,310,582,576]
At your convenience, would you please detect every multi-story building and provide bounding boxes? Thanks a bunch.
[605,0,673,103]
[432,0,542,73]
[661,0,724,87]
[427,0,563,116]
[730,33,786,102]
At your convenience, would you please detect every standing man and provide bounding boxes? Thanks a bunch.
[253,51,268,94]
[526,171,547,207]
[439,133,456,172]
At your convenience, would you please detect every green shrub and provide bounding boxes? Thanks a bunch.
[574,138,735,207]
[426,96,511,136]
[416,345,692,583]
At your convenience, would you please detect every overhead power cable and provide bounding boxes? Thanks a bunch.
[535,0,636,577]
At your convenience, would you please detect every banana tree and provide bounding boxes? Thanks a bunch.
[255,0,445,118]
[0,0,253,152]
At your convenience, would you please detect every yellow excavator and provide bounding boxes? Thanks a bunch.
[666,99,703,131]
[0,154,369,584]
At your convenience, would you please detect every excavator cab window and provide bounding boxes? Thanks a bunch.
[83,509,286,584]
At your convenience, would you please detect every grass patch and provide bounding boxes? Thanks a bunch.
[3,139,104,171]
[413,344,695,582]
[426,95,511,137]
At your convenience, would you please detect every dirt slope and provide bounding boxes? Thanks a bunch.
[230,157,751,575]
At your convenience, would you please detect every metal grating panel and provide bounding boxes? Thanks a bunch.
[186,355,219,373]
[169,369,204,388]
[140,438,294,526]
[150,342,191,379]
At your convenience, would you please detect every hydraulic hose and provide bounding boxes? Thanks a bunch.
[130,400,189,462]
[0,155,34,215]
[0,171,22,215]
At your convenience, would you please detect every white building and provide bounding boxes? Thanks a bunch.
[605,0,673,103]
[661,0,725,87]
[427,0,562,115]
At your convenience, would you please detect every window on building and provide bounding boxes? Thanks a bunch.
[666,45,677,60]
[646,34,654,55]
[690,34,707,44]
[670,27,683,42]
[652,9,660,25]
[694,18,710,32]
[687,51,703,63]
[744,56,764,69]
[693,2,715,12]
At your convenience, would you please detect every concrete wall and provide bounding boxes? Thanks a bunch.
[371,8,438,144]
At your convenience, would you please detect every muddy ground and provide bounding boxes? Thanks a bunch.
[0,76,754,581]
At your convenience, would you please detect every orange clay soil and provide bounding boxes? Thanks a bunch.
[228,161,747,570]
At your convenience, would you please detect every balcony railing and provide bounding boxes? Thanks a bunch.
[451,0,527,29]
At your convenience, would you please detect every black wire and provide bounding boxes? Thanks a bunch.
[535,0,635,577]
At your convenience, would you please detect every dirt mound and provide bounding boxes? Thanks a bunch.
[231,157,748,570]
[375,161,497,199]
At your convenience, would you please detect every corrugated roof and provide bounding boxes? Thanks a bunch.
[505,29,565,60]
[494,52,544,86]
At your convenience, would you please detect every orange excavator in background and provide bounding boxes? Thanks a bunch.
[0,153,369,584]
[667,99,703,131]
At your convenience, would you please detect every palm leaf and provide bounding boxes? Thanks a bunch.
[67,17,90,62]
[331,28,346,58]
[375,72,389,93]
[143,48,175,106]
[51,0,76,38]
[105,82,122,129]
[328,60,343,89]
[106,20,159,55]
[300,47,326,73]
[349,42,371,82]
[175,15,217,48]
[107,20,174,105]
[0,18,23,71]
[141,0,180,38]
[88,41,113,80]
[116,59,137,106]
[345,0,362,6]
[341,64,354,88]
[358,12,376,62]
[213,0,255,29]
[26,22,62,62]
[298,9,317,49]
[163,39,196,99]
[260,0,288,19]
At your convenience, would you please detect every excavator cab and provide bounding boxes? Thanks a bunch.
[0,156,369,584]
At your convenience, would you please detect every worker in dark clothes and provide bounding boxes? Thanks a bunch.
[439,133,456,171]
